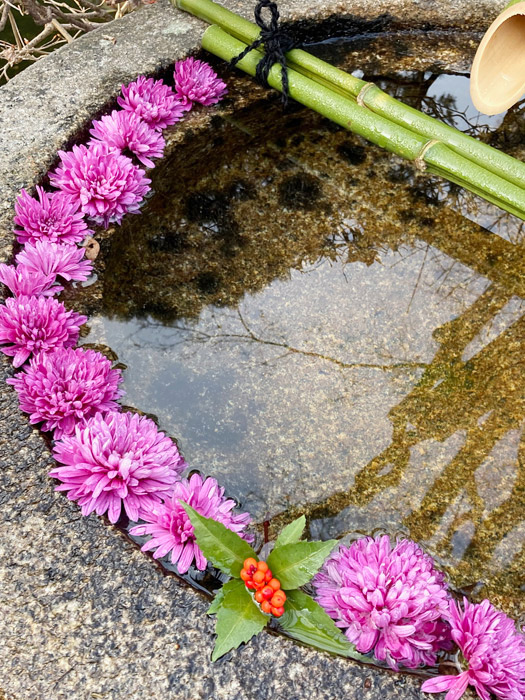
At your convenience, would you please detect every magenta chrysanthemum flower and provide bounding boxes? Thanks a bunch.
[89,110,165,169]
[117,76,186,130]
[0,296,86,367]
[13,186,91,246]
[7,346,124,438]
[49,143,151,227]
[313,535,451,669]
[129,473,252,574]
[421,598,525,700]
[16,241,93,282]
[174,57,228,108]
[50,411,186,523]
[0,263,60,298]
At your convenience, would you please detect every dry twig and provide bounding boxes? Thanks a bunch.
[0,0,147,82]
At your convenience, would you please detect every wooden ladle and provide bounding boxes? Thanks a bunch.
[470,0,525,115]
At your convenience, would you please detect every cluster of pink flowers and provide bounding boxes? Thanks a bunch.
[313,536,525,698]
[14,187,91,245]
[1,60,246,571]
[130,472,253,573]
[422,598,525,700]
[2,55,524,697]
[0,296,86,367]
[51,411,187,521]
[313,535,452,670]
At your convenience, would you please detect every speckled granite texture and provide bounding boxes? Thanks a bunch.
[0,0,506,698]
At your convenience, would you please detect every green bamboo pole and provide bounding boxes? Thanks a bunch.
[201,25,525,219]
[175,0,525,191]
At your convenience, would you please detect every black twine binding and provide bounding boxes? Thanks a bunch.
[229,0,298,107]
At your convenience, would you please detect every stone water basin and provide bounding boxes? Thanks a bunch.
[72,29,525,627]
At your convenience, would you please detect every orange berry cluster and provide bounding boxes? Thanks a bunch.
[240,557,287,617]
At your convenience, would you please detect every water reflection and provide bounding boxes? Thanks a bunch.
[307,284,524,617]
[79,36,525,618]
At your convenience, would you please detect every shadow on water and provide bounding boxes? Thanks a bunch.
[71,28,525,626]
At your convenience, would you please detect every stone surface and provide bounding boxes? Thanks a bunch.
[0,1,515,699]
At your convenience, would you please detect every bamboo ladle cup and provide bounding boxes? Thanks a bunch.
[470,0,525,114]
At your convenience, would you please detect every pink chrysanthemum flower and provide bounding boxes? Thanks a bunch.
[0,263,61,298]
[50,411,186,523]
[13,186,91,246]
[0,296,86,367]
[16,241,93,283]
[313,535,451,669]
[117,76,186,130]
[89,110,165,169]
[49,143,151,227]
[129,473,252,574]
[174,57,228,108]
[7,346,124,438]
[422,598,525,700]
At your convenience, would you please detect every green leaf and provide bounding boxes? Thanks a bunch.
[274,515,306,549]
[212,579,268,661]
[279,590,369,661]
[207,582,229,615]
[267,539,337,589]
[180,502,257,577]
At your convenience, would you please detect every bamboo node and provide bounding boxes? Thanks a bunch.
[356,83,374,107]
[414,139,440,171]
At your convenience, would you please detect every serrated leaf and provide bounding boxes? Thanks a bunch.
[212,579,268,661]
[207,590,224,616]
[267,539,337,589]
[279,589,369,661]
[208,580,231,615]
[180,502,257,578]
[274,515,306,549]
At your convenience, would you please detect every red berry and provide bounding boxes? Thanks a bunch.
[265,570,273,582]
[268,578,281,591]
[244,557,257,570]
[261,601,272,614]
[271,591,286,607]
[261,586,274,600]
[253,570,265,585]
[246,580,256,590]
[256,561,269,573]
[255,590,265,603]
[271,606,285,617]
[240,568,250,581]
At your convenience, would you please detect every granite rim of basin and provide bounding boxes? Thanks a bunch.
[0,1,510,699]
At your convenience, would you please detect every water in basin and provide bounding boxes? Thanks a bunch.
[74,28,525,621]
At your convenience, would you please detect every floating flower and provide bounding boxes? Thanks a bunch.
[0,263,60,298]
[174,57,228,108]
[13,186,91,246]
[421,598,525,700]
[49,143,151,227]
[0,296,85,367]
[16,240,93,282]
[7,346,124,438]
[117,76,186,130]
[89,109,165,169]
[51,411,186,523]
[129,473,252,574]
[313,535,451,669]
